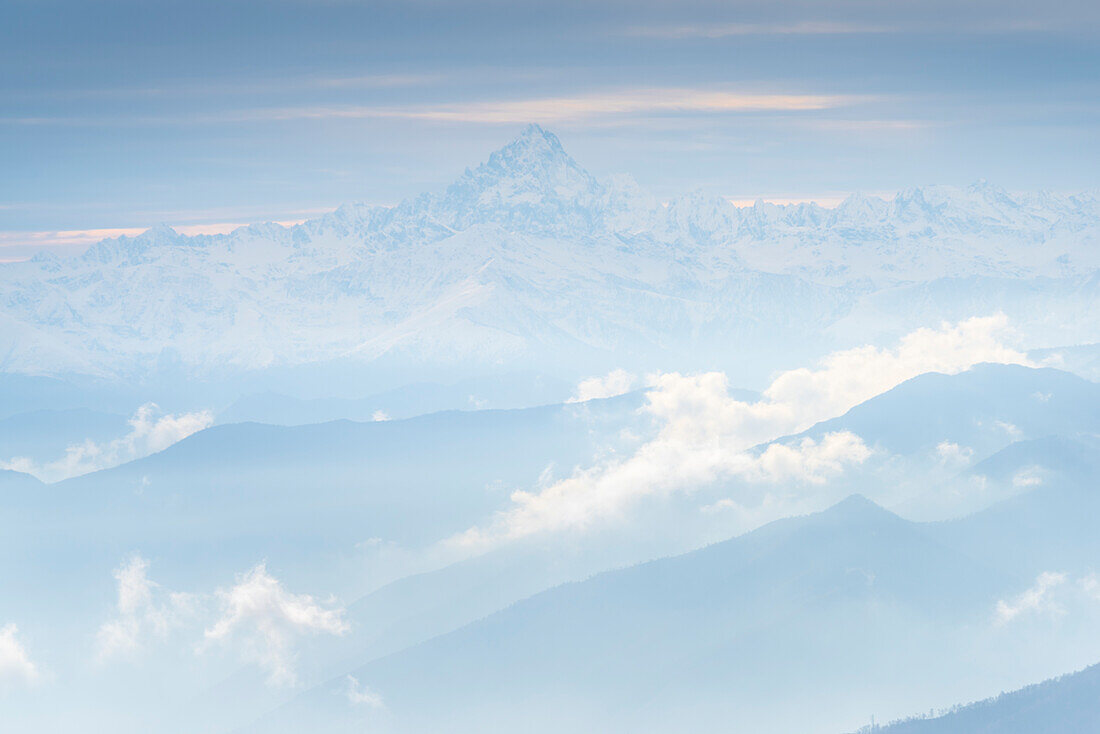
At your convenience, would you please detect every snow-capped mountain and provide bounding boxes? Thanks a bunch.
[2,125,1098,379]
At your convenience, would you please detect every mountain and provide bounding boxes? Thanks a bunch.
[0,125,1098,381]
[0,392,647,595]
[799,364,1100,457]
[219,372,573,425]
[255,496,1034,734]
[870,663,1100,734]
[0,408,128,463]
[928,433,1100,578]
[747,364,1100,519]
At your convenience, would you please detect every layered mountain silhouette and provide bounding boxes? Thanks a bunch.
[258,491,1099,734]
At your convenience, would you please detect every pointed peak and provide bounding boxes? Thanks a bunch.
[482,124,576,174]
[512,123,564,152]
[457,123,594,192]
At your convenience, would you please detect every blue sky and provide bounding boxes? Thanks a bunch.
[2,0,1099,254]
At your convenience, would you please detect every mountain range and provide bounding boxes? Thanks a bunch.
[1,125,1097,382]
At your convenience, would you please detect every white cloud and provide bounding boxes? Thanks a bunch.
[760,315,1030,422]
[96,556,197,660]
[2,403,213,482]
[0,624,38,687]
[1079,574,1100,601]
[995,571,1067,625]
[371,409,390,422]
[95,556,348,686]
[995,420,1024,439]
[344,675,385,708]
[700,498,739,515]
[936,440,974,468]
[1012,466,1044,488]
[742,432,872,485]
[449,315,1030,551]
[567,369,637,403]
[204,564,349,686]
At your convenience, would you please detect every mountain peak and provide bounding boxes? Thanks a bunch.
[510,123,565,155]
[425,124,606,236]
[480,123,582,180]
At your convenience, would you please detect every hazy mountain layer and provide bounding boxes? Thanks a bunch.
[2,126,1097,380]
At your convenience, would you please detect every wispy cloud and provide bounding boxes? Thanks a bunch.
[204,564,349,687]
[97,556,349,687]
[96,556,198,661]
[622,17,1087,39]
[244,88,855,124]
[995,571,1068,625]
[3,87,856,129]
[625,21,896,39]
[935,440,974,468]
[344,675,385,708]
[567,369,637,403]
[0,624,39,687]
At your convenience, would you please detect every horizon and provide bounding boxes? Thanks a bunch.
[3,123,1096,260]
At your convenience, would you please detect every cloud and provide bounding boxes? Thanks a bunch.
[449,315,1030,551]
[0,624,38,687]
[344,675,385,708]
[1079,574,1100,601]
[96,556,197,660]
[936,440,974,468]
[2,403,213,482]
[215,88,854,126]
[760,315,1030,421]
[371,410,390,422]
[995,420,1023,439]
[995,571,1067,625]
[204,564,349,686]
[1012,466,1044,488]
[567,369,637,403]
[625,21,896,39]
[97,556,347,686]
[743,432,871,485]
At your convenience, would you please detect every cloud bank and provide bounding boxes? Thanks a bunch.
[450,315,1030,551]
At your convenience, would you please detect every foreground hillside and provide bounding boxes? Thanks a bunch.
[871,663,1100,734]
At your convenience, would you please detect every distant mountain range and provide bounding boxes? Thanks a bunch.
[1,125,1097,380]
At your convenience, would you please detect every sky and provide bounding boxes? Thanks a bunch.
[2,0,1100,255]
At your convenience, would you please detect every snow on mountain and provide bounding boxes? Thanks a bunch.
[1,124,1098,379]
